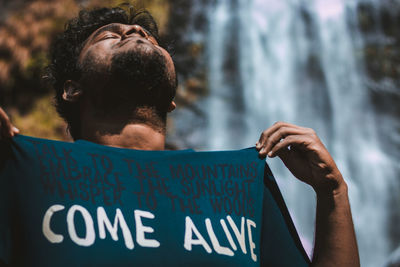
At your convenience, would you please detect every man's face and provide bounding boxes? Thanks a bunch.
[76,23,176,112]
[79,23,174,76]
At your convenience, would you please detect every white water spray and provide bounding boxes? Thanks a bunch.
[199,0,399,266]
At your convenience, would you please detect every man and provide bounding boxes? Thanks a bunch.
[0,6,359,266]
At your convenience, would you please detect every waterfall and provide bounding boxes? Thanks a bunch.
[188,0,399,266]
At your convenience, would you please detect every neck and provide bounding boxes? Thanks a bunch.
[80,122,166,150]
[78,100,167,150]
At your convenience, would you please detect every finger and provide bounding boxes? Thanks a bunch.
[13,126,20,134]
[255,141,262,150]
[257,121,302,149]
[4,120,15,137]
[257,122,284,149]
[262,127,308,156]
[0,108,18,138]
[269,135,313,157]
[258,123,305,156]
[0,107,10,122]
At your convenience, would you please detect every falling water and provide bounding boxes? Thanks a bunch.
[193,0,399,266]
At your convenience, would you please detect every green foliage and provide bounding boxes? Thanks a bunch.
[11,94,70,141]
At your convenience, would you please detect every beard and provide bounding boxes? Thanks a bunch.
[80,44,175,118]
[110,45,171,98]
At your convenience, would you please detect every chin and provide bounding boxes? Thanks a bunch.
[109,46,169,92]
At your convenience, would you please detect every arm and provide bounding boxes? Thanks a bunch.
[256,122,359,267]
[0,107,19,140]
[0,107,17,265]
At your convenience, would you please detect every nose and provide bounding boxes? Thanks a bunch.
[122,24,149,40]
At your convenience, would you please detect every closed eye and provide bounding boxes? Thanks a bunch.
[99,33,120,41]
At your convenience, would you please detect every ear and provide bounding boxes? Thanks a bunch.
[62,80,83,102]
[167,101,176,112]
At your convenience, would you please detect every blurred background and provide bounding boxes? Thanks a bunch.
[0,0,399,266]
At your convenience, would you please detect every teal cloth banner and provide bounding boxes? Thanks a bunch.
[0,135,309,266]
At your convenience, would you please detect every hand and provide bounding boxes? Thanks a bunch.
[256,122,345,194]
[0,107,19,141]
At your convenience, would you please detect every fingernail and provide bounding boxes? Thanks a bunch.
[260,148,266,154]
[255,142,260,148]
[268,152,273,157]
[13,127,19,133]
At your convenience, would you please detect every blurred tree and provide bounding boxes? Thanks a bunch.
[0,0,80,140]
[0,0,191,141]
[0,0,79,105]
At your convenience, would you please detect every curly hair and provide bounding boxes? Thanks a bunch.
[46,6,174,140]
